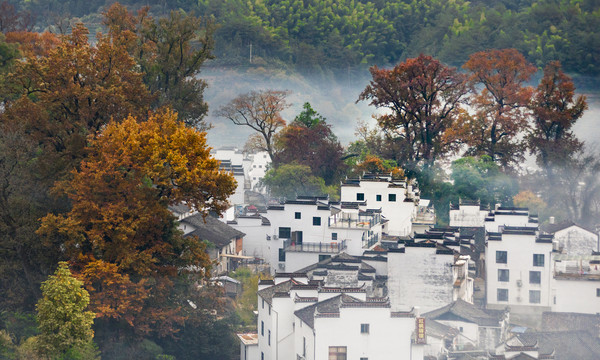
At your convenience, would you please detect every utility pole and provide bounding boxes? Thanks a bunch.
[249,43,253,64]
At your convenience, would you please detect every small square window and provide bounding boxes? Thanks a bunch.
[498,269,509,282]
[596,288,600,297]
[497,288,508,302]
[253,165,257,168]
[259,165,262,168]
[332,233,338,240]
[357,193,365,201]
[529,271,541,284]
[496,251,507,264]
[313,217,321,226]
[529,290,541,304]
[533,254,545,267]
[328,346,347,360]
[261,321,264,336]
[360,358,368,360]
[295,212,301,219]
[279,227,291,239]
[389,194,397,202]
[376,194,382,201]
[360,323,370,334]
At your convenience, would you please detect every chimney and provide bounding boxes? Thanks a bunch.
[549,216,555,224]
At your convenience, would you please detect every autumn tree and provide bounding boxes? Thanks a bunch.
[528,61,587,185]
[103,3,215,129]
[0,22,153,313]
[358,54,468,172]
[275,102,346,184]
[217,90,290,163]
[462,48,536,168]
[37,110,236,338]
[0,1,34,33]
[36,262,97,359]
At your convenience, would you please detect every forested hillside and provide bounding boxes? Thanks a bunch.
[8,0,600,80]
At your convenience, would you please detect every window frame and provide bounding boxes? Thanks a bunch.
[388,194,397,202]
[278,227,291,239]
[529,271,541,284]
[496,250,508,264]
[498,269,509,282]
[497,288,508,302]
[357,193,365,201]
[313,216,321,226]
[360,323,370,334]
[328,346,347,360]
[295,212,301,219]
[529,290,541,304]
[376,194,382,202]
[533,254,545,267]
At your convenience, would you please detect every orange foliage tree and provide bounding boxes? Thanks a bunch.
[358,54,468,172]
[528,61,587,184]
[462,49,536,169]
[37,110,236,337]
[0,22,152,311]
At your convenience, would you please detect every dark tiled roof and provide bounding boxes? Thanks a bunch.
[540,221,597,235]
[181,214,245,248]
[257,280,294,305]
[541,312,600,336]
[294,294,390,329]
[426,319,460,339]
[423,299,502,327]
[513,331,600,360]
[169,203,192,214]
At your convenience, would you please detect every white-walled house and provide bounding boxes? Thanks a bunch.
[540,220,599,255]
[449,200,488,228]
[228,213,271,260]
[248,151,271,193]
[294,295,424,360]
[254,272,426,360]
[423,299,509,351]
[179,214,245,274]
[387,243,473,313]
[264,197,384,274]
[485,227,553,315]
[340,174,421,236]
[551,253,600,314]
[484,206,539,233]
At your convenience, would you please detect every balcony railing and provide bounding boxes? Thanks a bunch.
[283,239,347,253]
[328,214,381,229]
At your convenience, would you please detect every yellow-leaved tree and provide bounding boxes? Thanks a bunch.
[37,110,236,338]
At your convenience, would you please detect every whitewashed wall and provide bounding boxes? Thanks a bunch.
[388,247,455,313]
[486,233,552,311]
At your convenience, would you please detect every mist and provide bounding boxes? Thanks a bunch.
[203,68,600,153]
[203,67,376,148]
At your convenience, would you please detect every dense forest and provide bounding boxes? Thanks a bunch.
[5,0,600,82]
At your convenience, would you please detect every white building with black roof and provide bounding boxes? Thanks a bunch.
[340,174,425,237]
[253,262,426,360]
[485,226,554,316]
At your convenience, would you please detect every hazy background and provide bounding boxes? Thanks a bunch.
[204,68,600,152]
